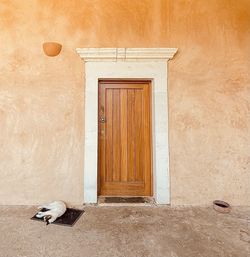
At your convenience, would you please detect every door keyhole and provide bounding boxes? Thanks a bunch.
[99,117,106,123]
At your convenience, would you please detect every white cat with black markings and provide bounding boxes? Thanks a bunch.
[36,200,66,225]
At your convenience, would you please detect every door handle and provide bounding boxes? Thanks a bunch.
[99,117,106,123]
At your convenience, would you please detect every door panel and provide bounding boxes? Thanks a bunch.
[98,80,152,196]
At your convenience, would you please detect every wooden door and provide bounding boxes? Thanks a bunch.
[98,80,152,196]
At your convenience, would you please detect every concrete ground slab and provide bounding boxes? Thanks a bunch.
[0,205,249,257]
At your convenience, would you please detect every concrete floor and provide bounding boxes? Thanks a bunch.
[0,205,249,257]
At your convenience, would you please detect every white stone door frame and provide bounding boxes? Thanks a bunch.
[76,48,178,204]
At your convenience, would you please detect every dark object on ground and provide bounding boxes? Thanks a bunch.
[31,208,85,226]
[103,197,151,204]
[213,200,231,213]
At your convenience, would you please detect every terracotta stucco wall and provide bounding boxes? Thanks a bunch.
[0,0,249,205]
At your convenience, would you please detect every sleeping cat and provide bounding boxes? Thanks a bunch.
[36,200,66,225]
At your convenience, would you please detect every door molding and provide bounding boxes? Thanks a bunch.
[76,48,178,204]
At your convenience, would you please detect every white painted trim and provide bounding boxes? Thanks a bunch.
[76,47,178,62]
[77,48,177,204]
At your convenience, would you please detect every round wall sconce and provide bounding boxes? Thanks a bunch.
[43,42,62,57]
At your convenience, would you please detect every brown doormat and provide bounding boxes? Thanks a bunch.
[31,208,84,227]
[103,197,151,204]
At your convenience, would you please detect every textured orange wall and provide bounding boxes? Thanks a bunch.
[0,0,249,205]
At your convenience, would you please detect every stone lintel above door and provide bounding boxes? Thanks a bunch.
[76,48,178,62]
